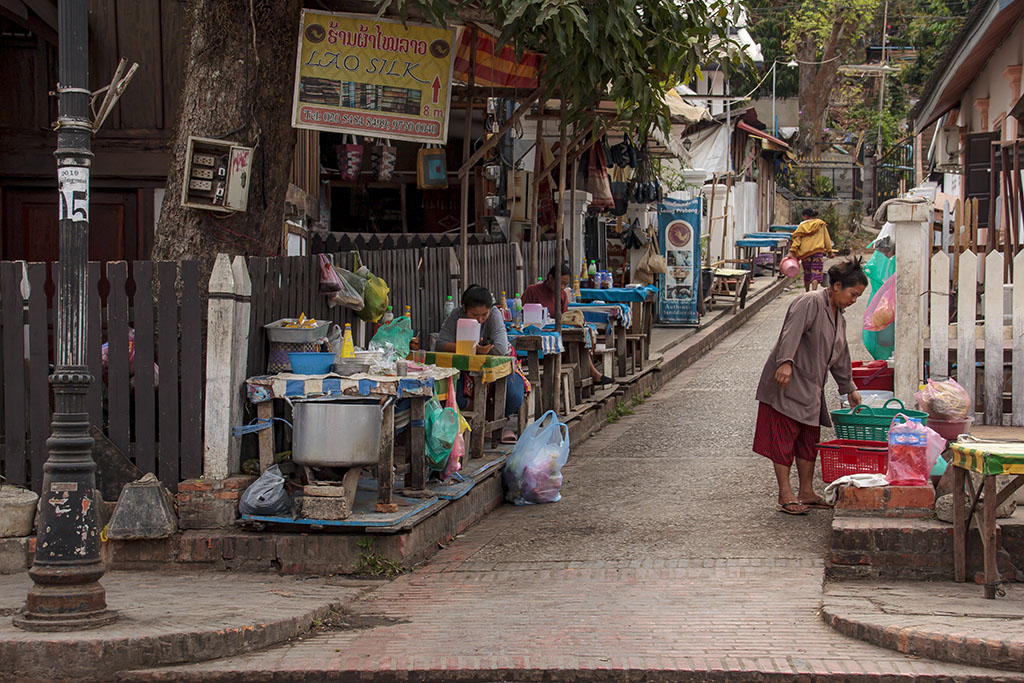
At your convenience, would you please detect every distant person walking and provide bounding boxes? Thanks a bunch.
[789,208,834,292]
[752,258,867,515]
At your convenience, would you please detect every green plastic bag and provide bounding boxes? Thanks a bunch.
[425,397,458,471]
[352,251,390,323]
[862,251,896,360]
[369,316,413,361]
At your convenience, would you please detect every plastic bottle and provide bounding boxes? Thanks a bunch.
[380,305,394,324]
[573,276,581,300]
[340,323,355,358]
[443,294,455,318]
[498,291,511,322]
[512,293,523,324]
[588,260,598,286]
[404,304,412,321]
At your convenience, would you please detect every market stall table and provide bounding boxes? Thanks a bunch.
[735,235,789,276]
[409,350,514,459]
[569,302,632,378]
[245,366,459,510]
[578,286,656,367]
[507,327,563,419]
[950,428,1024,598]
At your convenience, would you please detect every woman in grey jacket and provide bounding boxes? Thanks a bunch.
[753,259,868,514]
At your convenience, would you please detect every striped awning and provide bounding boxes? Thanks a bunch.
[453,27,542,90]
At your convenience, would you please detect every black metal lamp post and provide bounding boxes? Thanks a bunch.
[13,0,117,631]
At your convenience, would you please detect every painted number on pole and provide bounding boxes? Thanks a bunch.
[58,166,89,221]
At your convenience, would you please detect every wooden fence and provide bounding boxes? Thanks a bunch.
[925,249,1023,426]
[0,260,206,493]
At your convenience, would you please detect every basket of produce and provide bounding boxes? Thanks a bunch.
[830,399,928,442]
[817,439,889,483]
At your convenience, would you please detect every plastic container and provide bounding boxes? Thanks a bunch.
[831,399,929,442]
[839,390,895,409]
[455,318,481,355]
[264,318,330,343]
[927,416,973,441]
[817,439,889,483]
[523,303,544,326]
[287,352,335,374]
[851,360,894,391]
[780,256,800,278]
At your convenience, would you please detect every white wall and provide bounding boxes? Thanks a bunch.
[958,19,1024,136]
[701,180,759,264]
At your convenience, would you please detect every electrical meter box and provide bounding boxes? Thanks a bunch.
[180,136,253,212]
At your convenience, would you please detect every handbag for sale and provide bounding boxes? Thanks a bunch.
[417,144,448,189]
[586,142,614,211]
[336,134,363,182]
[370,138,397,182]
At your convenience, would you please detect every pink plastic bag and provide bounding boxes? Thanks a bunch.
[887,415,940,486]
[863,274,895,331]
[443,377,463,478]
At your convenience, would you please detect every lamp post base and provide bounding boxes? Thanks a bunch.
[14,580,118,632]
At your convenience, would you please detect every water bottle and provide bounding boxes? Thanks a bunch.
[380,305,394,324]
[512,293,523,324]
[443,294,455,318]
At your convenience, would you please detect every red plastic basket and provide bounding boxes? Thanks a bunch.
[851,361,894,391]
[817,439,888,483]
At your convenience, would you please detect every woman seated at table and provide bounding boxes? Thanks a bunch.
[437,284,526,443]
[522,262,613,386]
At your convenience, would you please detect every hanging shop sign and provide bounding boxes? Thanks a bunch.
[292,10,456,144]
[657,197,702,326]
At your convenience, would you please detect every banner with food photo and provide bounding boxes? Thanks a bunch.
[657,197,702,326]
[292,10,456,144]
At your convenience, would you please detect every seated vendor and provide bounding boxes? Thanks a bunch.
[437,285,526,444]
[522,263,613,386]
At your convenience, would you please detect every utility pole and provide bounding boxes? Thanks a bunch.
[876,0,890,151]
[14,0,117,631]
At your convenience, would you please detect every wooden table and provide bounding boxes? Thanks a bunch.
[245,368,457,509]
[409,350,514,459]
[570,303,630,379]
[950,426,1024,598]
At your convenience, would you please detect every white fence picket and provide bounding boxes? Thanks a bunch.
[957,251,978,416]
[1014,251,1024,426]
[984,251,1005,425]
[929,252,950,379]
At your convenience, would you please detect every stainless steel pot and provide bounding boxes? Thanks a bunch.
[291,397,388,467]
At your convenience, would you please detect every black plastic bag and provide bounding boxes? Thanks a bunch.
[238,465,292,516]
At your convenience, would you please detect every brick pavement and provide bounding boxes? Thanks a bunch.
[126,288,1024,682]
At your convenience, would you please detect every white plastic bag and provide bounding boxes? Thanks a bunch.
[503,410,570,505]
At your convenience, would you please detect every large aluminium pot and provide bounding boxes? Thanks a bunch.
[291,397,387,467]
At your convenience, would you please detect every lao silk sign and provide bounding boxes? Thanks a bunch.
[292,10,456,143]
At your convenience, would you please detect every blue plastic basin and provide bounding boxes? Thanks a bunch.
[287,352,335,374]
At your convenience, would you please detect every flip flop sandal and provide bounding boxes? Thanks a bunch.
[501,429,518,445]
[776,502,809,515]
[798,498,833,509]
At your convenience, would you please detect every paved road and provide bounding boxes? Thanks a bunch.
[136,286,1023,682]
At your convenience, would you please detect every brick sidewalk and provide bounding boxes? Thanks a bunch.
[125,290,1024,682]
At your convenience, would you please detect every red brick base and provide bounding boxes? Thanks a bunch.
[176,476,255,530]
[834,485,935,518]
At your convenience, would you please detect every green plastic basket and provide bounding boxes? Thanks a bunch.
[830,399,929,442]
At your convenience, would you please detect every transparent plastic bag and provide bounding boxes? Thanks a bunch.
[319,254,342,293]
[863,274,895,331]
[443,377,466,479]
[369,316,414,362]
[502,410,570,505]
[326,265,365,310]
[914,378,971,420]
[886,416,939,486]
[238,465,292,516]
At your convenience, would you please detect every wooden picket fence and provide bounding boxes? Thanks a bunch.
[925,248,1024,426]
[0,260,206,493]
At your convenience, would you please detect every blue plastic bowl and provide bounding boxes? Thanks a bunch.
[288,352,335,374]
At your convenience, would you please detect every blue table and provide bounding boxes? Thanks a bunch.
[735,237,789,275]
[769,224,798,233]
[577,285,657,304]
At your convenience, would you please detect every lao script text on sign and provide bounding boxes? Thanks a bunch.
[292,10,455,144]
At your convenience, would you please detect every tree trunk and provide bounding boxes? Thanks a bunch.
[794,18,850,157]
[152,0,303,267]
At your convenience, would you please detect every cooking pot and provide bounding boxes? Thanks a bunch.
[291,397,390,467]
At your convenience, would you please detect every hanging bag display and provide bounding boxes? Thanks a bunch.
[370,138,397,182]
[417,144,448,189]
[610,166,631,217]
[336,134,364,182]
[586,141,614,211]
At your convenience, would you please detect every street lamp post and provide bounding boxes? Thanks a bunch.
[13,0,117,632]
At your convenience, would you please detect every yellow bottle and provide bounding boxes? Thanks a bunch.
[404,304,412,320]
[340,323,355,358]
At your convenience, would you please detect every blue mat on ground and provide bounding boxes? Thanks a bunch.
[240,489,439,528]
